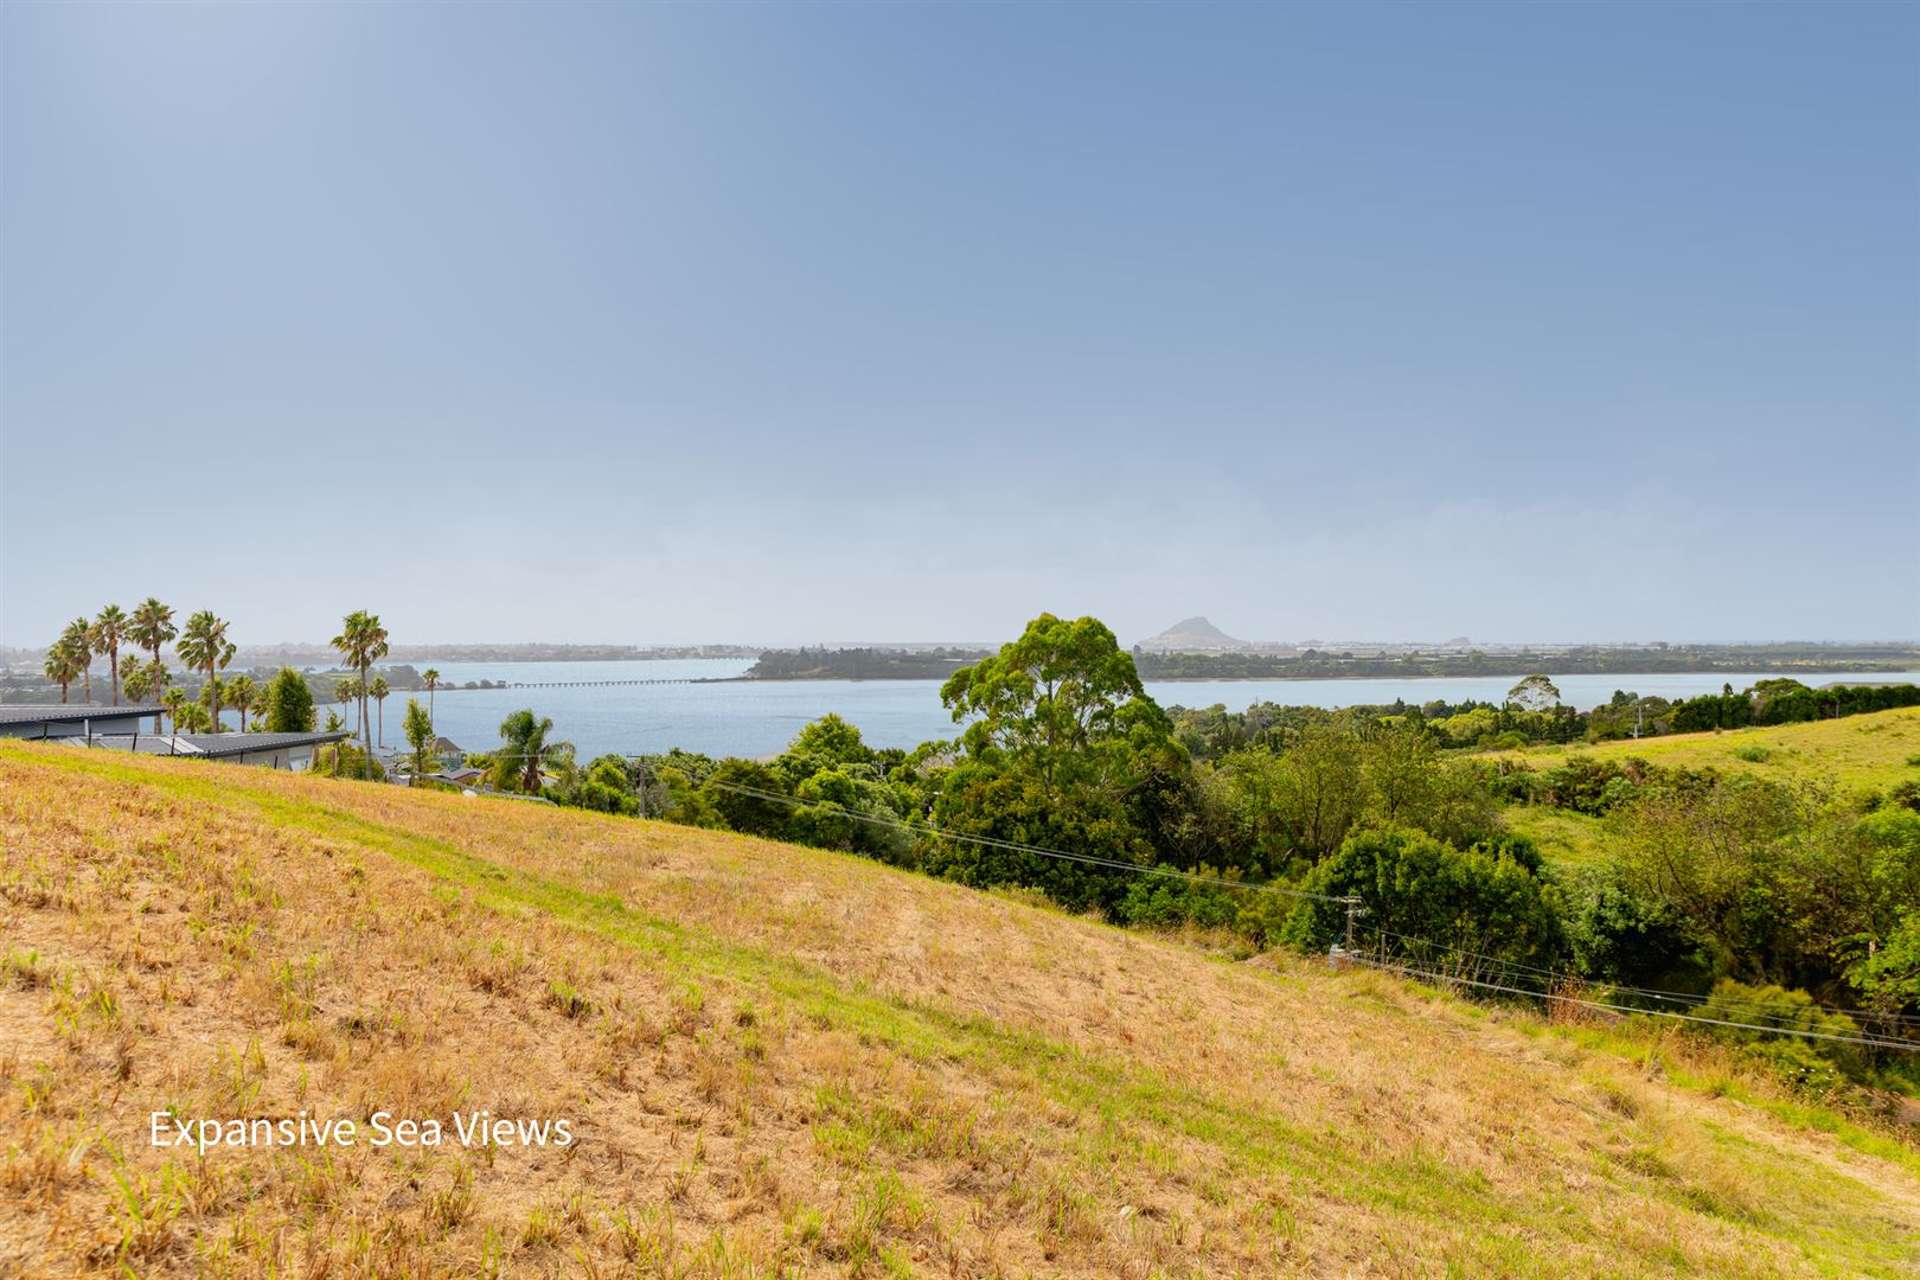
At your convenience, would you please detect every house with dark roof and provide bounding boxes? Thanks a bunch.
[0,704,164,740]
[77,729,351,771]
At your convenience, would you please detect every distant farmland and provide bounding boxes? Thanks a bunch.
[1484,705,1920,793]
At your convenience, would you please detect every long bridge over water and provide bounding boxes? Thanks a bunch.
[440,676,717,691]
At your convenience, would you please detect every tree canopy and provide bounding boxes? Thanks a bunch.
[941,613,1176,793]
[258,667,316,733]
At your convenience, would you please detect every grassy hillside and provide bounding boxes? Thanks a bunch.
[1498,805,1613,870]
[4,741,1919,1277]
[1485,705,1920,793]
[1490,708,1920,869]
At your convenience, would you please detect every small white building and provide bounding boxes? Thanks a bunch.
[0,704,164,739]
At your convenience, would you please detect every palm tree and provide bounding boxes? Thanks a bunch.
[227,675,258,732]
[42,636,83,703]
[60,618,94,702]
[176,611,235,735]
[176,701,213,734]
[161,686,189,734]
[369,676,390,747]
[130,598,177,731]
[91,604,130,705]
[198,677,222,726]
[122,658,153,705]
[492,709,574,794]
[123,656,166,708]
[423,668,440,735]
[334,678,360,734]
[331,611,389,764]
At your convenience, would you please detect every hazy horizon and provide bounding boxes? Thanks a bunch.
[5,622,1918,657]
[4,3,1916,648]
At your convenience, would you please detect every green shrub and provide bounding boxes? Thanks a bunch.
[545,979,592,1019]
[1112,872,1243,933]
[1889,779,1920,813]
[258,667,316,733]
[1697,979,1863,1090]
[569,755,641,815]
[1534,756,1631,815]
[1486,760,1536,803]
[1846,910,1920,1020]
[312,742,384,781]
[1731,745,1771,763]
[1565,870,1705,989]
[575,777,639,815]
[700,759,792,836]
[1281,826,1564,971]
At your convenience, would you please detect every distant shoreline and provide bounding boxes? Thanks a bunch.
[723,667,1920,685]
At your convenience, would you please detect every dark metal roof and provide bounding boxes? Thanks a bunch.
[83,730,350,759]
[0,704,164,725]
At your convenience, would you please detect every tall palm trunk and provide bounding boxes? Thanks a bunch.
[206,663,220,733]
[108,647,120,705]
[150,645,164,731]
[360,663,373,763]
[81,665,92,703]
[58,680,70,704]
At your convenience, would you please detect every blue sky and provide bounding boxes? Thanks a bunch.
[2,2,1914,647]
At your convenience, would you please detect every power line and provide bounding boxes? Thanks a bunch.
[1362,933,1920,1031]
[1346,951,1918,1052]
[678,783,1920,1044]
[1361,927,1920,1029]
[694,784,1920,1043]
[469,751,1918,1043]
[480,754,1339,900]
[698,778,1353,903]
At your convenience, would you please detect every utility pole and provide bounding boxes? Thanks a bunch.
[1341,894,1367,954]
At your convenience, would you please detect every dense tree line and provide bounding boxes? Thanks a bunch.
[743,647,989,680]
[739,643,1920,684]
[1167,678,1920,759]
[486,613,1920,1095]
[1133,646,1920,681]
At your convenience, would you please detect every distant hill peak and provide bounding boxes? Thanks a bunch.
[1137,616,1250,652]
[1166,616,1231,639]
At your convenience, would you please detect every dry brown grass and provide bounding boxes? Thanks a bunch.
[2,740,1918,1277]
